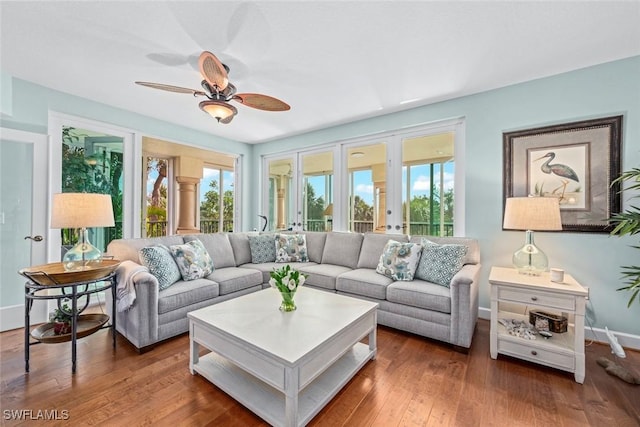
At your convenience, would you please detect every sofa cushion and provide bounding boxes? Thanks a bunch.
[184,233,236,268]
[275,234,309,262]
[321,232,363,269]
[107,236,185,264]
[239,262,318,284]
[206,267,262,295]
[387,280,451,314]
[298,264,352,291]
[415,239,467,287]
[228,232,257,266]
[248,234,277,263]
[357,233,408,269]
[375,240,423,281]
[138,245,182,290]
[337,268,393,300]
[158,278,220,315]
[301,232,327,263]
[169,239,214,281]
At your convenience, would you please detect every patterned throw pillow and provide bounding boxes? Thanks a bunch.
[375,240,423,281]
[169,239,214,281]
[275,234,309,263]
[415,238,468,287]
[138,245,182,290]
[248,234,277,263]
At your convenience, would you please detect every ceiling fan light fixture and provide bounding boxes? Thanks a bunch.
[199,100,237,123]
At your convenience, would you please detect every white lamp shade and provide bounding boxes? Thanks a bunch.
[503,197,562,231]
[51,193,115,229]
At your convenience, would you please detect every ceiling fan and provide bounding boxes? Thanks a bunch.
[135,51,290,124]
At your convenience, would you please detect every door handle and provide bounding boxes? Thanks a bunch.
[24,235,43,242]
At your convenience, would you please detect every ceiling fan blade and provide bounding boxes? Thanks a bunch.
[135,81,206,96]
[198,51,229,91]
[233,93,290,111]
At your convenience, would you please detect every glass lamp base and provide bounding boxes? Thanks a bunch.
[512,231,548,276]
[62,229,103,271]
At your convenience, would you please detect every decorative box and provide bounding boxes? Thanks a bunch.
[529,310,568,333]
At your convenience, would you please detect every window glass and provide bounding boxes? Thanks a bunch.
[402,132,455,236]
[61,126,123,250]
[302,151,333,231]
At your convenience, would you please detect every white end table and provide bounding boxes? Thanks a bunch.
[489,266,588,383]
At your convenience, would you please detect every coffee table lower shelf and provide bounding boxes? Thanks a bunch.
[193,343,373,427]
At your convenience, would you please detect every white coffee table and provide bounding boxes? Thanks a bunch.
[188,287,378,427]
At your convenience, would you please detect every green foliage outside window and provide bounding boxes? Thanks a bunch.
[61,126,123,244]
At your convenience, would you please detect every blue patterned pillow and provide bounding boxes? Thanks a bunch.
[139,245,182,290]
[248,234,277,263]
[275,234,308,262]
[415,238,468,287]
[375,240,423,281]
[169,239,214,281]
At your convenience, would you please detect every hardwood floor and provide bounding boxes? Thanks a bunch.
[1,319,639,426]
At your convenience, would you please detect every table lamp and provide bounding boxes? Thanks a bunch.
[503,197,562,275]
[51,193,115,271]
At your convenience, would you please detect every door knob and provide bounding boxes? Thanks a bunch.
[395,225,401,230]
[24,235,43,242]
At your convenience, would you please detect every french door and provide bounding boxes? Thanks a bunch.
[263,147,336,233]
[0,128,48,330]
[263,119,464,236]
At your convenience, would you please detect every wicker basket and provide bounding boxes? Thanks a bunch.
[529,310,568,333]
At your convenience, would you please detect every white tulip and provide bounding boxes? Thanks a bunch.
[299,275,305,286]
[269,278,276,288]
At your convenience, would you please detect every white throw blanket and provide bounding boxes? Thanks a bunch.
[115,260,149,312]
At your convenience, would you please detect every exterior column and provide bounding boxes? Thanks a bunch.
[176,176,200,234]
[277,187,286,230]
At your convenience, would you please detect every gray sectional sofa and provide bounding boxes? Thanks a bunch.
[105,231,481,352]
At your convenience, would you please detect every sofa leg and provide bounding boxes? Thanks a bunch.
[136,344,156,354]
[452,345,469,354]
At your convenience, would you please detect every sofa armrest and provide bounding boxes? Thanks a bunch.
[105,261,160,351]
[448,263,481,348]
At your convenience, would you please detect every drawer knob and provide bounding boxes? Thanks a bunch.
[531,296,538,301]
[531,350,538,356]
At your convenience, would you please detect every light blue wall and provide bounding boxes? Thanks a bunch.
[0,76,255,229]
[252,56,640,335]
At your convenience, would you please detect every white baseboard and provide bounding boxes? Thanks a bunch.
[0,302,48,332]
[478,306,640,351]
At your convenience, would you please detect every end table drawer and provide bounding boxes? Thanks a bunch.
[499,339,575,371]
[498,287,575,310]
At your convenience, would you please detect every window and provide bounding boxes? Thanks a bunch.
[347,143,386,233]
[262,119,464,236]
[402,132,455,236]
[302,150,334,232]
[61,126,123,251]
[200,166,234,232]
[144,157,169,237]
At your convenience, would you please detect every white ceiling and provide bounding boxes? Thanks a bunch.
[1,1,639,144]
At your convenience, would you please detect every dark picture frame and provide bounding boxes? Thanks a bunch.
[503,115,622,232]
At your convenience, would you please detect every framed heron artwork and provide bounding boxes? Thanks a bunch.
[503,115,622,232]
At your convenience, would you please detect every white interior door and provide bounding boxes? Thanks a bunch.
[0,128,48,331]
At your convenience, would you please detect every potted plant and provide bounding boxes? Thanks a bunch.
[609,167,640,307]
[50,303,74,335]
